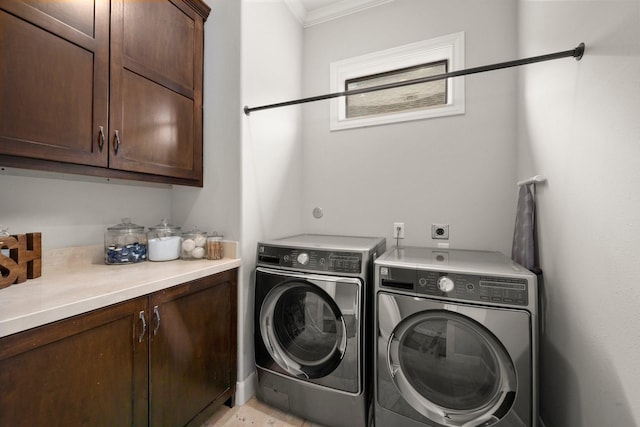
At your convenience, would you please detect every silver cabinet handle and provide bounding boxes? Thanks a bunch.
[114,130,121,154]
[98,126,105,152]
[153,305,161,336]
[138,310,147,343]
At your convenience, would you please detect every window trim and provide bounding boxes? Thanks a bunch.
[329,32,465,131]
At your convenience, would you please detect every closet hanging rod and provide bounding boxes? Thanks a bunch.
[517,175,547,186]
[244,42,585,116]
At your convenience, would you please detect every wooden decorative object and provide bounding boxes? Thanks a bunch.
[0,232,42,289]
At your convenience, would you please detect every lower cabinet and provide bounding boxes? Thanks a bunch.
[149,269,238,426]
[0,296,149,426]
[0,269,237,427]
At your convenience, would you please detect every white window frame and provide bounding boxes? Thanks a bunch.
[329,32,465,131]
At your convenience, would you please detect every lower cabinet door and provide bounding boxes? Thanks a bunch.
[0,297,149,426]
[149,270,236,427]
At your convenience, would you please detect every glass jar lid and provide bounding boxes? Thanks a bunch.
[108,218,145,233]
[148,218,181,234]
[182,226,207,238]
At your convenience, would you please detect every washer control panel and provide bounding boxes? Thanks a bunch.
[379,266,529,306]
[258,245,362,274]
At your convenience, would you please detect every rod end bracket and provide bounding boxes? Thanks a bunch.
[574,42,585,61]
[244,106,251,116]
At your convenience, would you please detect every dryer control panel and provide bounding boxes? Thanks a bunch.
[379,266,529,306]
[258,245,363,274]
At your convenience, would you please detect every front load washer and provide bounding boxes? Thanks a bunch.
[255,234,386,427]
[374,247,538,427]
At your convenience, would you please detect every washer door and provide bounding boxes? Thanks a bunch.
[260,278,348,379]
[377,293,530,427]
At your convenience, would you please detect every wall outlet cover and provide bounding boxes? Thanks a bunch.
[431,224,449,240]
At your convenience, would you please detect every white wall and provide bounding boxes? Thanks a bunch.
[171,0,242,241]
[517,1,640,426]
[0,170,172,249]
[301,0,519,254]
[240,0,304,403]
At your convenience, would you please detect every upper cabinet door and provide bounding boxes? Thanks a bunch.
[0,0,109,167]
[109,0,205,183]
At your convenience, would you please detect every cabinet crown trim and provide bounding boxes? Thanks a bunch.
[185,0,212,19]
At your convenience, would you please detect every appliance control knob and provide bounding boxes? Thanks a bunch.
[437,276,455,293]
[297,252,310,265]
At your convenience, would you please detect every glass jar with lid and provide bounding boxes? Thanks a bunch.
[147,219,182,262]
[105,218,147,264]
[181,227,207,260]
[206,233,224,260]
[0,225,9,257]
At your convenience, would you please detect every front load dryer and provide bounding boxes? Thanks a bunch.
[374,247,538,427]
[255,234,385,427]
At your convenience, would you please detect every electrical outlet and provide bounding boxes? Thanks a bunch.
[431,224,449,240]
[393,222,405,239]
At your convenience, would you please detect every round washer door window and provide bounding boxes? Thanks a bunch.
[260,280,347,379]
[388,310,517,426]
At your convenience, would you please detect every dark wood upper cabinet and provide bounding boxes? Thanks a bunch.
[0,0,110,167]
[0,0,210,186]
[109,0,205,181]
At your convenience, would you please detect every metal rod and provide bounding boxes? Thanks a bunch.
[517,174,547,186]
[244,42,585,116]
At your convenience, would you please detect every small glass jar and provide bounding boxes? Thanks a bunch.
[105,218,147,264]
[0,225,10,257]
[181,227,207,260]
[206,233,224,260]
[147,219,182,262]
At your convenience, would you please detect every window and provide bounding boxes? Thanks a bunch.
[330,32,465,130]
[345,60,448,118]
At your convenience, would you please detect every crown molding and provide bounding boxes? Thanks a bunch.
[285,0,393,28]
[283,0,307,26]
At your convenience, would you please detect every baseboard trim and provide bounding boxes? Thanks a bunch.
[235,370,257,405]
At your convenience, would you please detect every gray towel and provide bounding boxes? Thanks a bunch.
[512,184,539,272]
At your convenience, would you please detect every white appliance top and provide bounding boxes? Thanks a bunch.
[376,246,531,276]
[260,233,385,252]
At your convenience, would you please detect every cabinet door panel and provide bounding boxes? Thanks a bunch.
[110,0,203,183]
[110,70,196,178]
[22,0,96,38]
[123,0,195,95]
[0,1,109,167]
[0,298,149,427]
[149,271,237,427]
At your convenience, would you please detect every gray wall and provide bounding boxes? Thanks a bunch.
[240,0,304,402]
[171,0,242,243]
[301,0,519,254]
[0,170,173,248]
[517,1,640,425]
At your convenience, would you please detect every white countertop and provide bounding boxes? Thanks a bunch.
[0,244,241,338]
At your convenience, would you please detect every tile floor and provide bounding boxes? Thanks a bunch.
[200,397,327,427]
